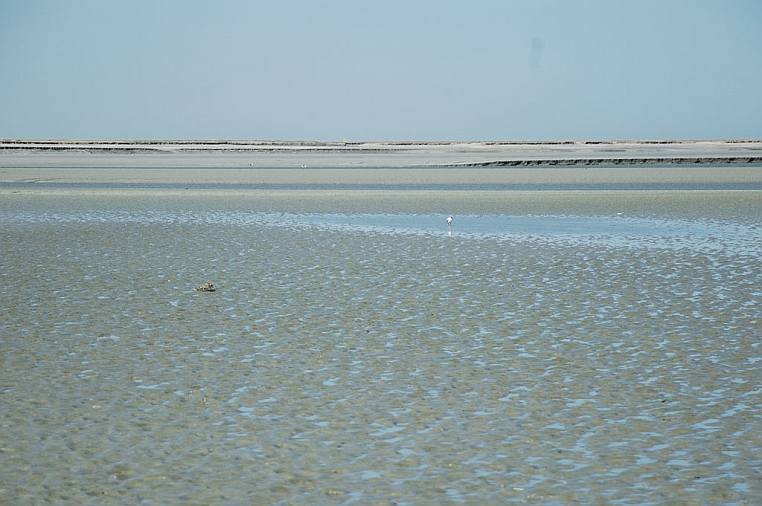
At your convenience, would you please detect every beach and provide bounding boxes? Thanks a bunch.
[2,141,761,504]
[3,139,762,173]
[2,139,761,222]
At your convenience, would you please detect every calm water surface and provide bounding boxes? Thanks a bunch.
[1,193,761,504]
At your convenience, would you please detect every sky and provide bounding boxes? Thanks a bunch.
[1,0,761,141]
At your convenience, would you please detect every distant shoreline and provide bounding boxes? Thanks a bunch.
[2,140,761,192]
[2,139,761,145]
[3,143,761,223]
[2,139,762,169]
[2,139,762,152]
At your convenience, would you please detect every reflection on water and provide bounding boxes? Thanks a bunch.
[1,201,761,504]
[6,208,761,256]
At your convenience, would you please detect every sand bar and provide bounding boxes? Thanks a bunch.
[2,139,762,167]
[1,140,761,188]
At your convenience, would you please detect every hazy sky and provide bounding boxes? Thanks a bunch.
[2,0,760,141]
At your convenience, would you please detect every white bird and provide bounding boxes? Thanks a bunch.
[446,216,454,226]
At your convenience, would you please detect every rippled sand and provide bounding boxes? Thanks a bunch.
[1,188,761,504]
[2,143,761,503]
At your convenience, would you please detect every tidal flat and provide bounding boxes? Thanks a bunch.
[1,147,761,504]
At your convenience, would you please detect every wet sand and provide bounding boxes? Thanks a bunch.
[2,140,761,224]
[2,190,761,504]
[2,141,761,504]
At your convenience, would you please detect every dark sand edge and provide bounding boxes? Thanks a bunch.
[2,139,761,148]
[454,156,762,167]
[2,140,762,169]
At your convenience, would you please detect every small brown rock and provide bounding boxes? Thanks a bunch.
[195,283,216,292]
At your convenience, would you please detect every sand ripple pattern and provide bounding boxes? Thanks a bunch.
[1,205,761,504]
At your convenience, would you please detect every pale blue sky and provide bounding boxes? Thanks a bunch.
[1,0,760,141]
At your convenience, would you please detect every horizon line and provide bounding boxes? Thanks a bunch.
[2,138,762,146]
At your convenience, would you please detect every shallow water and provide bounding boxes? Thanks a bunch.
[1,194,761,504]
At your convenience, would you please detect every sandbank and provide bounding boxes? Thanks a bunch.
[1,140,761,189]
[1,140,761,225]
[1,139,762,168]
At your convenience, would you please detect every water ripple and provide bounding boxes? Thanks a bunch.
[1,202,760,504]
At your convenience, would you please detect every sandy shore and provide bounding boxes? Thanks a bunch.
[1,140,761,188]
[2,139,762,167]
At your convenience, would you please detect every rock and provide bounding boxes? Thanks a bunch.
[195,283,215,292]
